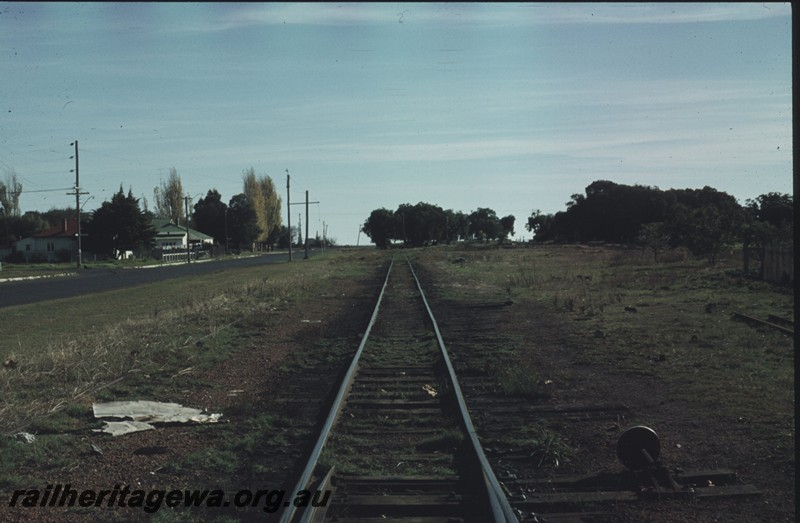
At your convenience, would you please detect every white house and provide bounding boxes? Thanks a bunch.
[152,218,215,250]
[14,219,77,262]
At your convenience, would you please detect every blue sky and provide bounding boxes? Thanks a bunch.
[0,2,792,244]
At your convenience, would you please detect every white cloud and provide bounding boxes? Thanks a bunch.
[195,2,791,31]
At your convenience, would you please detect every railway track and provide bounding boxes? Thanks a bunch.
[279,257,517,523]
[276,256,761,523]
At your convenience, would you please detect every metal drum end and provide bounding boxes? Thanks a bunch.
[616,425,661,470]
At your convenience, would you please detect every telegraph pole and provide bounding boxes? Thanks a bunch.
[305,190,309,259]
[289,190,319,260]
[286,170,292,261]
[184,196,191,263]
[68,140,88,269]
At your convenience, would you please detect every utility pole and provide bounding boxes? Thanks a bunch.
[68,140,88,269]
[286,170,292,261]
[184,196,191,263]
[289,192,319,260]
[305,190,309,259]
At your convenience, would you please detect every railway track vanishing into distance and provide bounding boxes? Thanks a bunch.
[279,257,517,522]
[278,257,761,523]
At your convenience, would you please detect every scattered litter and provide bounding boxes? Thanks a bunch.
[95,421,156,437]
[301,319,322,323]
[422,384,438,398]
[13,432,36,444]
[227,389,245,397]
[92,401,222,436]
[544,379,553,385]
[3,358,17,369]
[90,443,104,455]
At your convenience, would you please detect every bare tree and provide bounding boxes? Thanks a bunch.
[153,167,184,224]
[0,170,22,217]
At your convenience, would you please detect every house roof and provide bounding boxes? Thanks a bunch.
[32,219,78,239]
[151,218,214,242]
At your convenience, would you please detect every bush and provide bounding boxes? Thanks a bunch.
[660,247,691,263]
[4,251,26,264]
[55,248,72,263]
[29,252,48,264]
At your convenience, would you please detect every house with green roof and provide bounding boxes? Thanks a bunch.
[152,218,215,251]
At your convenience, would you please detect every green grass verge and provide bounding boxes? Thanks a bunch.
[0,248,387,495]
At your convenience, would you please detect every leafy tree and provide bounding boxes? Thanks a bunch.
[745,193,792,233]
[0,212,50,246]
[395,202,447,247]
[84,187,155,258]
[526,209,555,242]
[259,175,282,249]
[242,168,282,250]
[665,186,742,263]
[40,207,84,228]
[444,209,469,243]
[740,193,793,276]
[500,214,516,240]
[468,207,502,241]
[539,180,746,263]
[227,193,260,251]
[638,222,670,261]
[153,167,184,224]
[193,189,227,246]
[361,208,396,249]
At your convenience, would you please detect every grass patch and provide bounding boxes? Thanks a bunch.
[489,424,573,469]
[0,434,80,489]
[0,250,385,436]
[495,366,552,400]
[416,243,793,474]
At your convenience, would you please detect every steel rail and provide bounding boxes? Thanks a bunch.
[278,258,395,523]
[406,258,519,523]
[279,256,518,523]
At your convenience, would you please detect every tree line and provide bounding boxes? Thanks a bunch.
[360,180,792,269]
[361,202,516,248]
[0,168,299,261]
[525,180,791,264]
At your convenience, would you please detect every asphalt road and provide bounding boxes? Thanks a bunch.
[0,251,316,309]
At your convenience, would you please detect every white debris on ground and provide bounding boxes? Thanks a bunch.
[92,400,222,436]
[13,432,36,444]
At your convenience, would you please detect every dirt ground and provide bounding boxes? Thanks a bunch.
[2,249,793,522]
[414,251,794,523]
[2,260,379,523]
